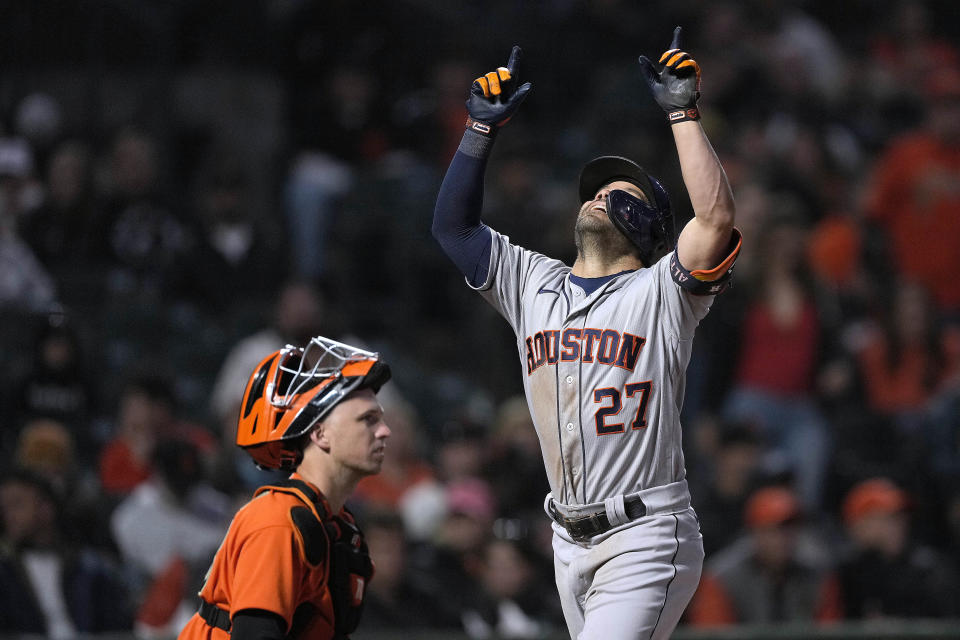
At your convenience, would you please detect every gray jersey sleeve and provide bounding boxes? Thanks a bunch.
[651,254,715,342]
[469,227,568,334]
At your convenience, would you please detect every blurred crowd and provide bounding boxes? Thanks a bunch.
[1,0,960,637]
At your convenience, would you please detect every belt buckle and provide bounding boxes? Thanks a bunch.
[550,500,608,543]
[567,511,605,543]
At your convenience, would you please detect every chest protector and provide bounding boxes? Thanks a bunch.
[255,479,374,638]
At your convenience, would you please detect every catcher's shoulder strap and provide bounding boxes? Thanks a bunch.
[254,479,372,636]
[255,478,330,566]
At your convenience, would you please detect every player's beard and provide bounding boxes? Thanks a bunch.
[574,212,637,262]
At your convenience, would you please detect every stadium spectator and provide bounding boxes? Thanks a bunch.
[209,280,326,427]
[864,65,960,313]
[14,419,75,491]
[435,418,488,484]
[837,477,959,619]
[98,373,214,496]
[12,314,96,458]
[854,280,950,422]
[0,136,57,312]
[0,468,133,636]
[110,438,230,634]
[12,417,113,552]
[173,148,285,311]
[407,477,498,629]
[689,422,765,558]
[359,510,459,630]
[461,535,559,639]
[687,486,840,626]
[208,280,326,488]
[97,127,191,294]
[20,140,100,273]
[482,395,551,520]
[722,208,831,508]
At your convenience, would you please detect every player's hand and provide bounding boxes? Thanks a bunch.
[638,27,701,121]
[466,45,532,134]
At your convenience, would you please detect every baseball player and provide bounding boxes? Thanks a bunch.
[178,336,391,640]
[432,28,741,639]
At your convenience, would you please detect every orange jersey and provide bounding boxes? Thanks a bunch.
[178,474,363,640]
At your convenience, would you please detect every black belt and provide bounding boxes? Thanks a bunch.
[548,495,647,543]
[199,599,232,632]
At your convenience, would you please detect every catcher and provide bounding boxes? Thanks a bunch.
[178,336,391,640]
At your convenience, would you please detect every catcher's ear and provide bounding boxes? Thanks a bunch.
[310,424,331,451]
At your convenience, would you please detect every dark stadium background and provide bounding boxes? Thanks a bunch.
[1,1,959,638]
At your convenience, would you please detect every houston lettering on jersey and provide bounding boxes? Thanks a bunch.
[524,328,646,375]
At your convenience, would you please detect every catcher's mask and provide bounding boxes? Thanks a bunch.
[579,155,675,267]
[236,336,391,470]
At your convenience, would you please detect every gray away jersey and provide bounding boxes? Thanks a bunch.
[472,228,716,507]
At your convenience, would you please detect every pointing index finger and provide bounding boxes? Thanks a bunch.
[507,45,522,76]
[669,26,682,51]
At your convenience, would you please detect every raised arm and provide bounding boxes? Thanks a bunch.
[639,27,737,273]
[432,46,532,287]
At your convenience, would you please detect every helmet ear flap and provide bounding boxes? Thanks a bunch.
[647,173,674,242]
[236,353,282,456]
[606,189,674,267]
[241,358,272,422]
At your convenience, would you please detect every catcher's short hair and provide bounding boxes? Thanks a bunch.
[236,336,391,470]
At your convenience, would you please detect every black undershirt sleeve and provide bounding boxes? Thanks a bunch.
[231,609,286,640]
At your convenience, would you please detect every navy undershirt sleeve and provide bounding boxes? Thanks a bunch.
[432,130,495,288]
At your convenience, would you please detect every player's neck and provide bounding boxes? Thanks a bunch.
[571,254,645,278]
[295,459,360,514]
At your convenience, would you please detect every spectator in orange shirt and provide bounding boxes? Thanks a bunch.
[177,336,392,640]
[855,280,948,421]
[864,66,960,312]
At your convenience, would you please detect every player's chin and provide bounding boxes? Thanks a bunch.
[575,213,611,234]
[352,462,383,478]
[366,451,386,472]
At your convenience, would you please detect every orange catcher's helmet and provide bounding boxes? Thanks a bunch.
[236,336,391,470]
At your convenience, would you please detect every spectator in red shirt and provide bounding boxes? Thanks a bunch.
[723,209,830,508]
[99,374,214,496]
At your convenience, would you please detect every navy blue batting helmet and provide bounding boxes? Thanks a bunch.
[579,156,675,266]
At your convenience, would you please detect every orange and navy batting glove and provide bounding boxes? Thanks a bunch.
[638,26,702,124]
[465,45,532,137]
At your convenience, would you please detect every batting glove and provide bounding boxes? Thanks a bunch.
[465,45,532,137]
[638,26,702,124]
